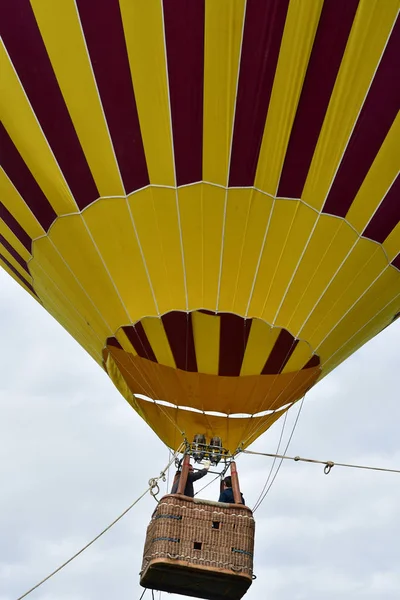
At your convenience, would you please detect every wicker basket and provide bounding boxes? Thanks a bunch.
[140,494,255,600]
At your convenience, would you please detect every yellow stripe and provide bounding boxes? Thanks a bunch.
[255,0,323,195]
[302,1,399,209]
[0,169,45,240]
[384,222,400,263]
[264,202,318,324]
[203,0,246,185]
[284,217,358,335]
[319,266,400,363]
[0,259,36,299]
[0,221,31,262]
[230,190,274,315]
[192,311,220,374]
[281,339,312,374]
[202,185,226,309]
[142,317,176,369]
[116,329,138,356]
[83,194,158,321]
[31,0,124,196]
[0,44,76,215]
[30,236,111,344]
[0,243,31,281]
[247,200,298,322]
[130,187,186,315]
[178,185,204,309]
[305,239,389,348]
[347,113,400,233]
[240,320,280,376]
[119,0,175,186]
[323,292,400,374]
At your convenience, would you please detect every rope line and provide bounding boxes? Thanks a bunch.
[16,449,183,600]
[252,396,305,512]
[244,450,400,475]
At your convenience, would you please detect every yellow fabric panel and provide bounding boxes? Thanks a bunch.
[281,340,313,374]
[263,203,318,323]
[178,185,205,309]
[38,217,128,333]
[107,346,321,415]
[0,243,31,281]
[115,328,138,356]
[202,185,226,309]
[305,240,389,348]
[255,0,323,195]
[0,221,31,262]
[284,217,358,335]
[247,200,298,320]
[302,0,399,209]
[240,320,280,376]
[142,317,176,369]
[218,188,254,312]
[347,113,400,233]
[323,293,400,374]
[131,187,186,315]
[0,170,45,240]
[31,0,124,196]
[383,222,400,263]
[30,245,108,350]
[119,0,175,186]
[0,45,75,215]
[131,396,288,452]
[106,352,148,420]
[203,0,246,185]
[82,195,157,320]
[0,260,36,299]
[230,190,274,315]
[192,311,220,375]
[318,266,400,363]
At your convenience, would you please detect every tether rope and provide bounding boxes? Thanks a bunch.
[244,449,400,475]
[16,447,184,600]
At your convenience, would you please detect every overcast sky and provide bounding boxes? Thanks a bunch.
[1,268,399,600]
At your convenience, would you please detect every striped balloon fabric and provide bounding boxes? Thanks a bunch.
[1,0,399,451]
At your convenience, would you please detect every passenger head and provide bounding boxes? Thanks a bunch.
[223,476,232,489]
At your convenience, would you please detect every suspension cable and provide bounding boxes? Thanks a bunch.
[16,447,183,600]
[244,449,400,475]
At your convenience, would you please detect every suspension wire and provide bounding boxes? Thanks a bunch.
[244,449,400,475]
[16,448,183,600]
[195,472,221,497]
[252,396,305,512]
[252,410,288,512]
[138,589,147,600]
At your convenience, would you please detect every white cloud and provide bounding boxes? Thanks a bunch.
[1,270,399,600]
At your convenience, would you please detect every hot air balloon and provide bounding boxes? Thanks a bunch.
[1,1,399,599]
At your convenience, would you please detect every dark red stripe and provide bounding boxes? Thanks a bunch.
[76,0,149,194]
[162,312,197,372]
[0,123,57,231]
[123,324,157,362]
[228,0,289,187]
[0,0,99,209]
[302,354,320,370]
[262,329,298,374]
[0,203,31,252]
[363,175,400,244]
[323,17,400,218]
[163,0,204,186]
[277,0,359,198]
[0,234,29,273]
[219,313,251,376]
[106,337,123,350]
[392,254,400,270]
[0,254,36,295]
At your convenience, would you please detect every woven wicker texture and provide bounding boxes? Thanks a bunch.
[141,494,255,576]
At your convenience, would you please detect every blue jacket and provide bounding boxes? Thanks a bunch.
[218,487,245,505]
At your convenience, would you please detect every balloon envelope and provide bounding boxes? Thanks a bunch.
[1,0,399,451]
